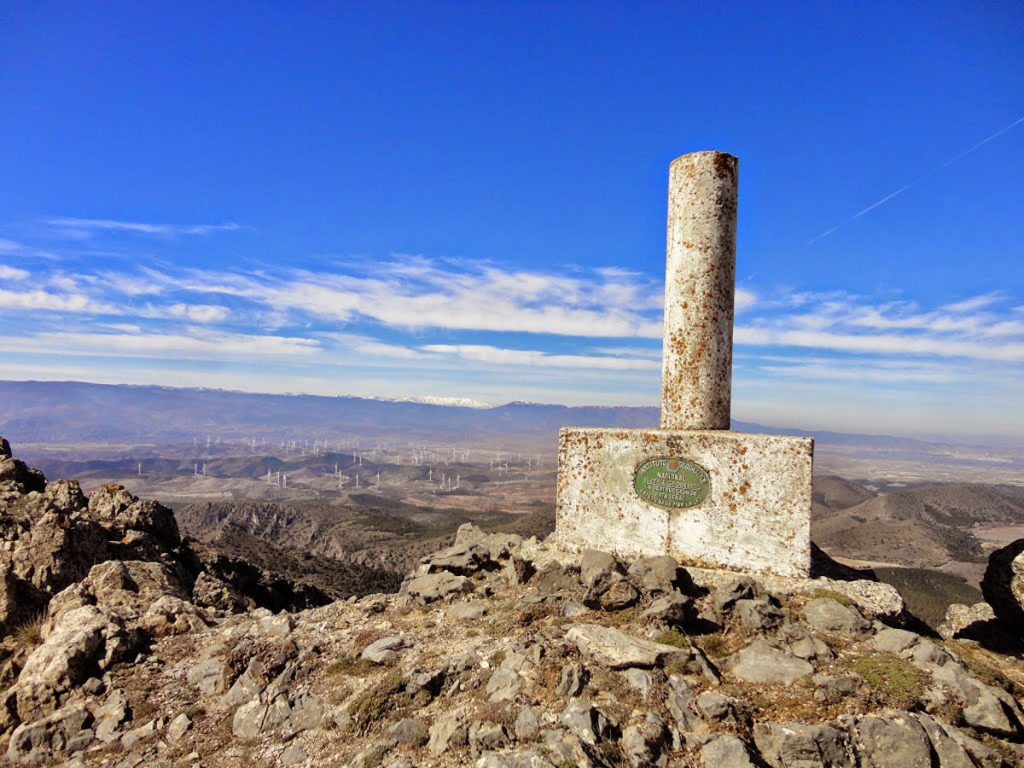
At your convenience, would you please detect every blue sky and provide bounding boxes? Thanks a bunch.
[0,2,1022,438]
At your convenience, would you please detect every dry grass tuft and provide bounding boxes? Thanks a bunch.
[13,612,46,647]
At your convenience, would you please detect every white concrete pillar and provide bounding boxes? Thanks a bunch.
[660,150,738,430]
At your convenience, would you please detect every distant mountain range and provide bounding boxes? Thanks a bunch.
[0,379,1014,457]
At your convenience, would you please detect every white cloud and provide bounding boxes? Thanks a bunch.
[167,303,230,323]
[735,288,756,312]
[147,258,666,338]
[0,289,117,314]
[735,326,1023,362]
[942,292,1004,313]
[0,329,320,360]
[0,264,30,280]
[44,217,244,237]
[96,272,165,296]
[422,344,660,370]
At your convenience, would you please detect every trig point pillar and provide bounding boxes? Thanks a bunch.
[662,151,737,431]
[553,150,813,578]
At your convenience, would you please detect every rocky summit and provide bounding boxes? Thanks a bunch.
[2,437,1024,767]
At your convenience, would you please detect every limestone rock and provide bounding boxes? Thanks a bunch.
[853,713,933,768]
[14,604,136,723]
[803,597,870,636]
[388,717,429,746]
[166,713,192,743]
[5,701,93,765]
[449,600,487,621]
[981,539,1024,631]
[406,571,472,603]
[555,662,587,697]
[700,733,758,768]
[734,597,784,632]
[565,623,687,669]
[92,688,128,743]
[428,710,467,755]
[939,602,997,640]
[192,572,247,613]
[724,639,814,684]
[560,700,607,745]
[424,543,489,576]
[627,555,691,596]
[753,722,853,768]
[621,713,668,767]
[361,636,408,665]
[641,593,693,628]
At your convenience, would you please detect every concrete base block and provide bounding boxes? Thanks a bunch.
[552,427,813,578]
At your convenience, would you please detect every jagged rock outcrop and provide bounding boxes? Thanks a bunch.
[3,435,1024,767]
[0,437,340,760]
[982,538,1024,633]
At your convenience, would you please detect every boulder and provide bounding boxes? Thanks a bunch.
[641,593,693,627]
[406,571,472,603]
[724,639,813,684]
[981,539,1024,632]
[449,600,487,621]
[45,560,186,626]
[621,713,668,767]
[388,717,428,746]
[361,636,408,665]
[700,733,758,768]
[803,597,870,636]
[853,713,933,768]
[627,555,691,596]
[560,700,607,745]
[734,598,784,632]
[5,701,93,765]
[92,688,128,743]
[565,623,687,670]
[14,605,136,723]
[753,722,853,768]
[424,543,490,575]
[85,485,180,548]
[428,710,467,755]
[453,525,522,561]
[192,572,247,613]
[579,550,619,587]
[938,602,997,640]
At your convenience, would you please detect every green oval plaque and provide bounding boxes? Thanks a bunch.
[634,457,710,509]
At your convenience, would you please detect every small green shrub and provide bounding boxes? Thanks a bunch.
[811,589,853,608]
[345,670,414,736]
[327,654,374,677]
[852,655,927,709]
[655,630,690,649]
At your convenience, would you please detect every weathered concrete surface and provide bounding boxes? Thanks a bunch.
[553,427,812,577]
[661,151,738,431]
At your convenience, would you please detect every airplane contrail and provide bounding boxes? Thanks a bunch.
[809,113,1024,245]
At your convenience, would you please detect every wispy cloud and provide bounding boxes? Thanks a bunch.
[44,217,245,238]
[0,289,118,314]
[736,291,1024,362]
[0,244,1020,434]
[147,257,666,338]
[422,344,661,370]
[0,264,30,281]
[165,303,231,323]
[0,329,320,360]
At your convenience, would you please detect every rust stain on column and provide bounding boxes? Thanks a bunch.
[660,150,738,431]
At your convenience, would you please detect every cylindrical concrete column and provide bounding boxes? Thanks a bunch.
[660,151,738,430]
